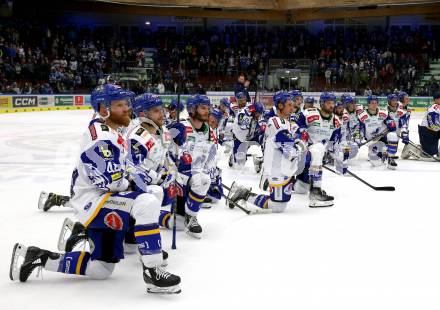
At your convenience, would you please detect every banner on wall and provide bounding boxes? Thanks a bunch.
[38,96,55,107]
[74,95,84,106]
[12,96,38,108]
[55,96,74,106]
[0,96,12,108]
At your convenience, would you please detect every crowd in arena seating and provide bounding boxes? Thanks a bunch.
[0,18,439,96]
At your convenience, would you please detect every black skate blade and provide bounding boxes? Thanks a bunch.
[146,284,181,294]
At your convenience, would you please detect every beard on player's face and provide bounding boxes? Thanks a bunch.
[109,100,131,127]
[193,106,209,122]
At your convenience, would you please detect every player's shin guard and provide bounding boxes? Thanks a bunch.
[134,223,162,267]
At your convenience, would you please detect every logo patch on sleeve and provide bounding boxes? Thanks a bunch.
[135,128,145,136]
[145,139,155,150]
[89,124,97,140]
[104,212,123,230]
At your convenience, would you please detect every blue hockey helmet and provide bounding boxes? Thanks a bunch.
[334,100,345,109]
[319,92,336,106]
[434,93,440,100]
[273,91,292,107]
[91,83,133,113]
[398,91,409,102]
[235,92,246,100]
[249,101,265,115]
[304,96,315,104]
[132,93,163,118]
[169,98,184,112]
[288,89,303,99]
[387,93,398,102]
[367,95,379,104]
[210,108,223,123]
[219,97,231,108]
[342,94,354,105]
[187,94,211,114]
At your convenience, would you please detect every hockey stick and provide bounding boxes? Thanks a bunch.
[357,130,389,147]
[323,165,395,191]
[171,89,182,250]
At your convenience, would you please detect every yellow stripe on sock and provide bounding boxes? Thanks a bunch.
[75,252,86,275]
[162,213,171,227]
[134,229,160,237]
[189,192,204,202]
[84,193,112,228]
[269,177,292,188]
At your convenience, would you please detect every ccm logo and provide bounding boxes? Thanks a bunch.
[13,97,37,107]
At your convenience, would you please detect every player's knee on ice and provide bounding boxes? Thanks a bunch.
[86,260,116,280]
[268,176,293,213]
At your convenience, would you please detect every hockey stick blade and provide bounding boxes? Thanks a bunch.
[323,166,395,191]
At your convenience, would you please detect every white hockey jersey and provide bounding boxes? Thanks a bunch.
[296,108,342,145]
[358,108,390,140]
[263,116,300,178]
[420,103,440,131]
[170,119,217,175]
[69,119,129,225]
[125,123,174,190]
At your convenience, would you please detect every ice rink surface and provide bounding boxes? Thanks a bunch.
[0,110,439,310]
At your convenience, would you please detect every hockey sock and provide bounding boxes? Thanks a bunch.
[134,223,162,267]
[159,210,172,228]
[247,194,269,209]
[45,251,90,275]
[185,189,205,216]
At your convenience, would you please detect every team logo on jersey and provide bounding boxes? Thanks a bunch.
[104,211,124,230]
[99,145,113,159]
[100,125,109,132]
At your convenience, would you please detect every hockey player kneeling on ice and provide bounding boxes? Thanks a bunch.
[230,101,266,170]
[204,108,224,206]
[10,84,181,294]
[228,91,305,213]
[402,93,440,160]
[357,95,402,169]
[295,92,341,207]
[126,93,185,232]
[330,99,359,174]
[168,95,216,238]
